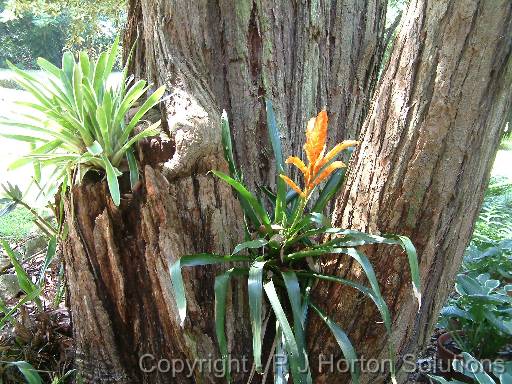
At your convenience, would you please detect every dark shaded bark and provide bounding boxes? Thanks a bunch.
[63,1,387,383]
[308,1,512,383]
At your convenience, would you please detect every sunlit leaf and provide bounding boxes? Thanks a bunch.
[102,155,121,206]
[232,239,268,256]
[248,261,266,372]
[126,148,139,189]
[8,361,43,384]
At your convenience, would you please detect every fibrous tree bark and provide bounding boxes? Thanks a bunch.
[309,0,512,383]
[63,1,387,383]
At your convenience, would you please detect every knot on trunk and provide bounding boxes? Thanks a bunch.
[161,87,221,180]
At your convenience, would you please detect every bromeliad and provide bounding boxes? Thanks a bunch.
[169,101,421,384]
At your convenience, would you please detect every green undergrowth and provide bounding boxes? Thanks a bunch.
[0,206,33,242]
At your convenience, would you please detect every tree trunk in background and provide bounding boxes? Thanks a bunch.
[63,1,387,383]
[309,0,512,383]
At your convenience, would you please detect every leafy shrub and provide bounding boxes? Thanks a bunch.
[439,273,512,359]
[471,178,512,250]
[0,184,67,384]
[486,177,512,198]
[170,103,421,384]
[0,37,165,206]
[0,10,67,69]
[435,179,512,371]
[0,239,44,315]
[429,352,512,383]
[0,77,22,90]
[463,240,512,281]
[0,183,60,328]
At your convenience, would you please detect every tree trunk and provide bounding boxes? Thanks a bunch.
[308,0,512,383]
[63,1,387,383]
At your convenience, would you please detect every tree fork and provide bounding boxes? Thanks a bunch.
[63,0,388,382]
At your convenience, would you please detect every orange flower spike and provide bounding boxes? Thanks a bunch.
[303,118,316,166]
[313,109,328,155]
[280,175,306,198]
[303,110,328,168]
[283,109,356,199]
[316,140,359,170]
[312,161,346,186]
[303,110,328,186]
[285,156,309,179]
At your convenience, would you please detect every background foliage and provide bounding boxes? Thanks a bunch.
[470,177,512,250]
[0,0,123,69]
[0,8,66,69]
